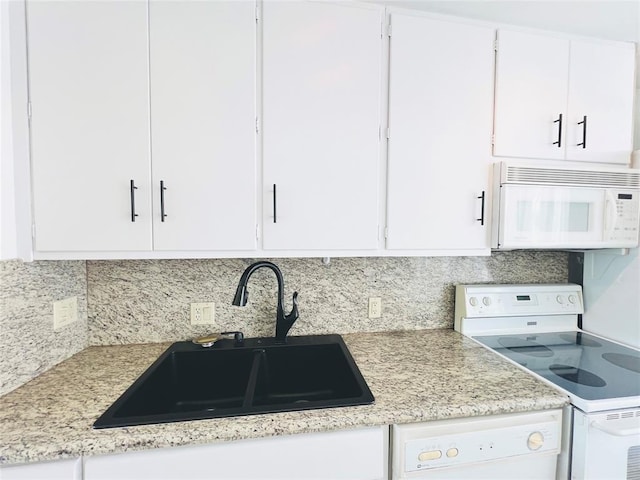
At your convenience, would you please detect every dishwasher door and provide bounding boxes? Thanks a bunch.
[391,410,562,479]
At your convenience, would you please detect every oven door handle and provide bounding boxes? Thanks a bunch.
[591,419,640,437]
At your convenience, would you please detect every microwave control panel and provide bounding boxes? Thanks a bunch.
[607,189,640,243]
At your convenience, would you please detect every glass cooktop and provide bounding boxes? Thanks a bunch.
[473,331,640,403]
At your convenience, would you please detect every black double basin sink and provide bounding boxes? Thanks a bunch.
[94,334,374,428]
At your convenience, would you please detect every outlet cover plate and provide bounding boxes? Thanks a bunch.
[53,297,78,331]
[191,302,216,326]
[368,297,382,319]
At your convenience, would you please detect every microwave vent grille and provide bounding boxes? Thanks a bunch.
[503,165,640,188]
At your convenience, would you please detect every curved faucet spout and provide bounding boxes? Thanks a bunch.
[232,261,299,343]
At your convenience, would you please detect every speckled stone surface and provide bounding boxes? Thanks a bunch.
[87,251,568,345]
[0,329,568,466]
[0,260,87,396]
[1,251,568,405]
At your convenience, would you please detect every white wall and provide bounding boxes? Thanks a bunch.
[377,1,639,42]
[582,249,640,349]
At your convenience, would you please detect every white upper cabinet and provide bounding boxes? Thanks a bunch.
[493,29,635,164]
[22,2,635,259]
[27,0,257,256]
[149,0,257,251]
[386,13,495,251]
[27,0,152,252]
[261,1,382,251]
[565,39,636,163]
[493,30,569,161]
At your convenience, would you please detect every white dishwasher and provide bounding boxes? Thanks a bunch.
[391,409,562,479]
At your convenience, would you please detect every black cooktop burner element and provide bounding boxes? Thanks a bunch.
[559,332,602,348]
[498,337,553,357]
[602,352,640,374]
[549,364,607,387]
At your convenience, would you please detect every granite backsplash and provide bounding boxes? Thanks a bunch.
[87,252,569,344]
[0,260,87,396]
[1,251,568,396]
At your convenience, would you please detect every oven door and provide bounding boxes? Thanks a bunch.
[571,408,640,479]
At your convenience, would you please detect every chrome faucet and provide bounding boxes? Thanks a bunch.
[232,261,299,343]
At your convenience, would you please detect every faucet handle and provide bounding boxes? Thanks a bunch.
[288,291,299,320]
[275,292,300,343]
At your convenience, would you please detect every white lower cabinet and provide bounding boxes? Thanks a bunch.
[83,426,388,480]
[0,457,82,480]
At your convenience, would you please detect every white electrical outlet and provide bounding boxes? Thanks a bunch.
[53,296,78,331]
[191,302,216,326]
[368,297,382,319]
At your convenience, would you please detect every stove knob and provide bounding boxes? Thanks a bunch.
[568,295,577,304]
[469,297,478,307]
[556,295,564,304]
[527,431,544,451]
[482,297,492,306]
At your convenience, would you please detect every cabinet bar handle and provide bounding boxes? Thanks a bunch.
[577,115,587,149]
[553,113,563,148]
[273,184,277,223]
[130,179,138,222]
[477,191,486,226]
[160,180,167,222]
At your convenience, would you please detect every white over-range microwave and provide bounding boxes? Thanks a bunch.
[491,162,640,250]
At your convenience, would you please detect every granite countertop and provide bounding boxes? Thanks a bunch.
[0,329,569,466]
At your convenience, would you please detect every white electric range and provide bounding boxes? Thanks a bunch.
[454,283,640,480]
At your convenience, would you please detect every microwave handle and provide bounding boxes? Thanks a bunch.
[591,419,640,437]
[603,191,616,234]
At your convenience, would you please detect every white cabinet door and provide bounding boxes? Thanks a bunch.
[84,426,388,479]
[149,0,257,251]
[493,29,569,161]
[262,2,382,251]
[493,29,635,164]
[565,39,636,164]
[0,457,82,480]
[386,14,495,250]
[27,1,152,252]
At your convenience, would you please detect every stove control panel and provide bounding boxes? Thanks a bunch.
[456,284,583,318]
[454,284,584,335]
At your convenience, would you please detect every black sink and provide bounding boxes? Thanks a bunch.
[94,335,374,428]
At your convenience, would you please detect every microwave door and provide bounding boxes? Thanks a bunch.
[499,185,605,248]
